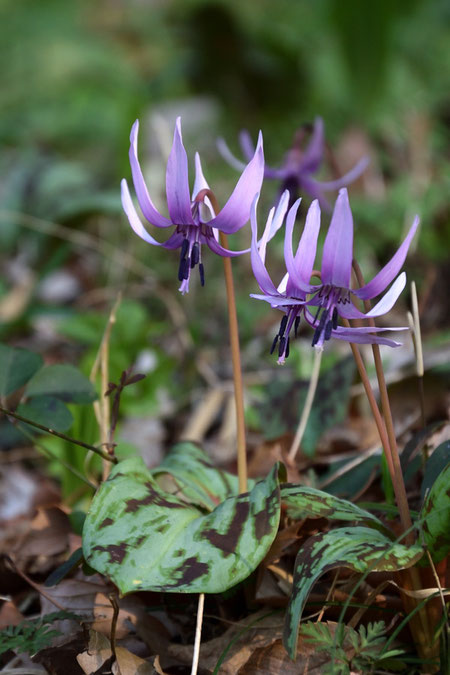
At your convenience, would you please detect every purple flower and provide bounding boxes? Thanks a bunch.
[122,117,265,293]
[250,189,417,363]
[219,117,369,211]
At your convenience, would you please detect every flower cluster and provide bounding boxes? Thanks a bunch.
[122,117,418,358]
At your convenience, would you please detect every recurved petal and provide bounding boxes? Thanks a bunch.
[339,273,407,320]
[239,129,256,160]
[166,117,195,225]
[314,156,370,191]
[321,188,353,287]
[331,330,404,347]
[217,137,247,171]
[354,216,419,300]
[249,194,279,296]
[250,293,306,308]
[121,179,183,249]
[298,117,324,174]
[128,120,172,228]
[192,152,211,201]
[208,131,265,234]
[206,236,249,257]
[284,199,316,295]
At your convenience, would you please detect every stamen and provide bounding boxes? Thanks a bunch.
[318,309,328,332]
[312,327,320,347]
[324,320,333,341]
[178,258,187,282]
[332,307,338,329]
[285,337,290,358]
[191,242,200,267]
[294,315,300,337]
[270,334,278,354]
[184,258,190,279]
[199,263,205,286]
[279,315,288,336]
[180,238,189,260]
[313,305,321,324]
[278,337,286,358]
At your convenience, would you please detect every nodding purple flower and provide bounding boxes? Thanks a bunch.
[218,117,369,211]
[250,189,418,363]
[121,117,264,293]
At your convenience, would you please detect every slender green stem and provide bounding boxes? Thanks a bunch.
[0,405,117,464]
[410,280,426,428]
[288,346,323,462]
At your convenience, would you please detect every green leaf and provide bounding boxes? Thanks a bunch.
[421,442,450,502]
[281,484,382,525]
[83,457,284,595]
[284,526,423,659]
[25,364,96,403]
[0,343,43,396]
[17,395,74,432]
[421,462,450,563]
[152,442,255,511]
[44,548,84,587]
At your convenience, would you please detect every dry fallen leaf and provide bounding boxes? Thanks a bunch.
[112,646,156,675]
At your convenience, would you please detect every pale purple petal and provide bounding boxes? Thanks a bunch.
[216,137,247,171]
[192,152,211,200]
[249,194,279,296]
[298,117,324,174]
[284,199,316,295]
[294,199,321,282]
[239,129,256,161]
[250,293,306,307]
[331,329,404,347]
[339,273,407,319]
[206,236,249,257]
[121,179,183,249]
[209,131,264,234]
[259,190,290,263]
[321,188,353,287]
[166,117,195,225]
[314,156,370,191]
[354,216,419,300]
[128,120,172,228]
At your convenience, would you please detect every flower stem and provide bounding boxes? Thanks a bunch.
[288,346,323,462]
[219,232,247,493]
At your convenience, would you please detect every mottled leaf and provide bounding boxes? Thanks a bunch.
[17,395,74,432]
[281,484,382,525]
[83,457,284,595]
[25,364,96,403]
[152,442,255,510]
[255,357,355,456]
[421,462,450,563]
[0,343,43,397]
[284,527,423,659]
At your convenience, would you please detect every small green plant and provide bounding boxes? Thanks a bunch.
[301,620,407,674]
[0,611,78,657]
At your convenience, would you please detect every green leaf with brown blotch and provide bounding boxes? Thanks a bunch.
[284,527,423,659]
[82,457,284,595]
[281,484,383,525]
[152,442,255,511]
[421,461,450,563]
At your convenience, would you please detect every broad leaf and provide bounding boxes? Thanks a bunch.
[83,458,284,595]
[25,365,96,403]
[421,461,450,563]
[152,442,255,510]
[0,344,43,397]
[281,484,382,525]
[17,395,73,432]
[284,527,423,659]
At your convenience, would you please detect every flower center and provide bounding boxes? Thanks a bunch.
[311,284,350,346]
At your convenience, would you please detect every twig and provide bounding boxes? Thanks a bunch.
[4,557,66,611]
[288,346,323,462]
[0,406,117,464]
[191,593,205,675]
[108,593,120,661]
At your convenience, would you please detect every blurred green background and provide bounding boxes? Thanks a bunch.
[0,0,449,472]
